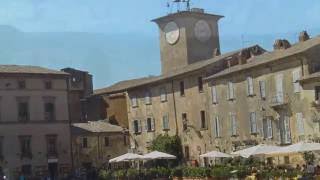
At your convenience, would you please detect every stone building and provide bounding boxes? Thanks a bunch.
[95,9,320,165]
[71,120,128,169]
[0,65,72,179]
[61,68,93,123]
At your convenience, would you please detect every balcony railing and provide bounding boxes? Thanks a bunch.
[269,93,290,108]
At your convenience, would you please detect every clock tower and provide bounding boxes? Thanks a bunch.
[153,9,223,74]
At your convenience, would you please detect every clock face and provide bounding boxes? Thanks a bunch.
[194,20,212,42]
[164,21,180,45]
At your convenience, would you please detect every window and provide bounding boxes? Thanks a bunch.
[230,113,237,136]
[180,81,185,96]
[259,80,266,99]
[17,99,30,122]
[82,137,88,148]
[104,137,110,147]
[249,112,257,134]
[184,146,190,160]
[160,87,167,102]
[19,135,32,159]
[46,135,57,156]
[275,74,284,103]
[162,114,170,130]
[315,86,320,101]
[292,69,302,93]
[281,115,291,144]
[214,117,221,138]
[132,120,142,134]
[247,77,254,96]
[45,81,52,90]
[18,80,26,89]
[296,113,305,136]
[211,85,218,104]
[227,82,235,100]
[44,102,55,121]
[146,117,155,132]
[145,91,151,105]
[200,111,206,129]
[131,96,138,107]
[198,77,203,92]
[182,113,187,131]
[263,118,273,139]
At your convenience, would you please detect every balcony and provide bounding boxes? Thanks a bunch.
[269,93,290,109]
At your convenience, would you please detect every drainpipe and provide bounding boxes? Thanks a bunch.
[171,80,179,135]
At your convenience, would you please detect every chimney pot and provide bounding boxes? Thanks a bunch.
[299,31,310,42]
[273,39,291,50]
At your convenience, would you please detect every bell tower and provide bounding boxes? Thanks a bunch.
[153,8,223,74]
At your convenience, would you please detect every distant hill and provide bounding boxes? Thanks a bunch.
[0,25,319,88]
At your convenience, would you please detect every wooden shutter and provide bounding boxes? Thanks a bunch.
[292,69,301,93]
[132,121,136,133]
[275,74,284,102]
[247,77,254,96]
[138,120,142,133]
[230,113,237,136]
[160,88,167,102]
[145,119,149,131]
[284,116,291,143]
[215,117,221,137]
[131,96,137,107]
[151,118,155,131]
[250,112,257,133]
[163,114,169,130]
[145,91,151,104]
[296,113,304,136]
[267,119,273,138]
[259,80,266,99]
[211,85,218,104]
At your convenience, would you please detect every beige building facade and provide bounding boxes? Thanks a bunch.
[0,66,72,179]
[95,9,320,165]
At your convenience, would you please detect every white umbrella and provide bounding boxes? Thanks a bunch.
[143,151,176,160]
[266,142,320,155]
[200,151,232,158]
[232,144,280,158]
[109,153,145,163]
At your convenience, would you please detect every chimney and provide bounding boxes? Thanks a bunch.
[273,39,291,50]
[299,31,310,42]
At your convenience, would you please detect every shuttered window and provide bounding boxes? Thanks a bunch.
[160,87,167,102]
[283,116,291,144]
[200,111,206,129]
[132,120,141,134]
[263,118,273,139]
[259,80,266,99]
[275,74,284,103]
[292,69,302,93]
[249,112,257,134]
[230,113,237,136]
[145,91,151,105]
[227,82,235,100]
[131,96,138,107]
[296,113,304,136]
[162,114,170,130]
[211,85,218,104]
[247,77,254,96]
[145,117,155,132]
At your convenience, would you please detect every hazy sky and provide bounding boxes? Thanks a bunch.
[1,0,320,88]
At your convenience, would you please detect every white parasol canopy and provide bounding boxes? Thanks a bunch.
[200,151,232,158]
[232,144,280,158]
[109,153,145,163]
[266,142,320,155]
[143,151,176,160]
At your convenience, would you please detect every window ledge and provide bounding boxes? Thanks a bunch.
[247,94,256,97]
[200,128,208,131]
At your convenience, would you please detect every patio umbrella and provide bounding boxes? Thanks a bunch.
[200,151,232,158]
[232,144,280,158]
[109,153,145,163]
[143,151,176,160]
[266,142,320,155]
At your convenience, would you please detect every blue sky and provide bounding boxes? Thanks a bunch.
[1,0,320,88]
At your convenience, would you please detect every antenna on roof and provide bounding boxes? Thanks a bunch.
[170,0,191,12]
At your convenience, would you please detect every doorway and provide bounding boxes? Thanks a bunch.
[48,162,58,180]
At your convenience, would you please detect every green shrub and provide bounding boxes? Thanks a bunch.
[112,169,126,178]
[211,166,231,178]
[182,167,209,178]
[171,167,183,177]
[98,169,112,180]
[126,168,139,178]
